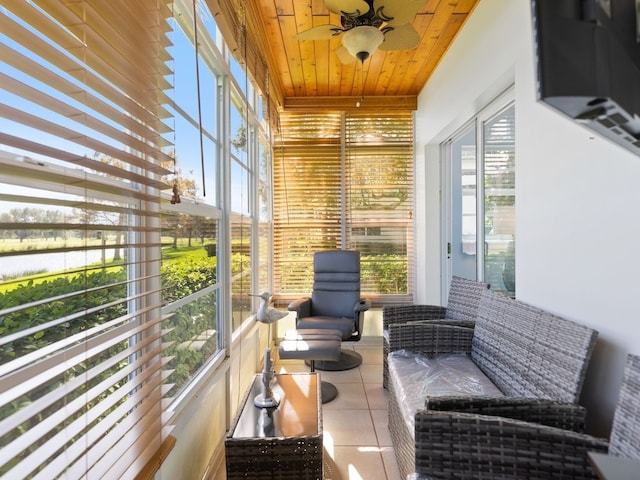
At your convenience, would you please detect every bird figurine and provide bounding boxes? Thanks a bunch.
[249,292,287,408]
[250,291,288,324]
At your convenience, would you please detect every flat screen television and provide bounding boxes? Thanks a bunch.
[532,0,640,156]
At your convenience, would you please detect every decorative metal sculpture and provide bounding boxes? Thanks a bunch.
[250,292,288,408]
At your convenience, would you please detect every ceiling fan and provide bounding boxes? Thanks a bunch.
[296,0,426,64]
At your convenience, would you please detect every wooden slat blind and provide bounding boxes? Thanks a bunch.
[273,113,342,295]
[346,112,414,302]
[273,111,414,304]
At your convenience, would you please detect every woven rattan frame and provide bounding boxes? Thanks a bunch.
[386,290,600,479]
[413,412,608,480]
[608,354,640,458]
[408,354,640,479]
[382,276,488,388]
[471,290,597,403]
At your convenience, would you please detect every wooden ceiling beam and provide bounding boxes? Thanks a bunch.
[283,95,417,112]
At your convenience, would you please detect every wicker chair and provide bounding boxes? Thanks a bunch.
[411,353,640,479]
[382,276,488,388]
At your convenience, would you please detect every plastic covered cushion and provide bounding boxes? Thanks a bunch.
[387,350,504,436]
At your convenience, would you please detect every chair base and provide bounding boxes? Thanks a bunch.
[312,349,362,371]
[321,381,338,404]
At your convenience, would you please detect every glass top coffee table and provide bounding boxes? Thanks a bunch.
[225,373,322,479]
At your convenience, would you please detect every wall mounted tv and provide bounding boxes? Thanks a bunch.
[532,0,640,156]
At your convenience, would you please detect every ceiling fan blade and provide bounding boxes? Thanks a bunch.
[373,0,426,26]
[325,0,370,16]
[379,24,420,51]
[336,46,358,64]
[296,24,343,41]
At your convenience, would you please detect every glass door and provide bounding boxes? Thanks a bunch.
[444,98,515,296]
[448,124,477,282]
[483,105,516,296]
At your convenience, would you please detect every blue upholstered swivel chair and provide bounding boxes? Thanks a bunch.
[288,250,370,370]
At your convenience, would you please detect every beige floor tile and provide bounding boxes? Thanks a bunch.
[323,382,367,410]
[320,367,363,384]
[355,337,384,348]
[275,362,308,374]
[360,364,382,384]
[323,409,377,446]
[380,446,403,480]
[272,336,395,479]
[354,347,384,365]
[324,446,387,480]
[364,382,387,410]
[370,409,393,447]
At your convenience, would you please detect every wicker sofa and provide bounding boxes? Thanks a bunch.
[386,287,599,480]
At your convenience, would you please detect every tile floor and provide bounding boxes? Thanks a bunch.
[274,337,402,480]
[216,337,400,480]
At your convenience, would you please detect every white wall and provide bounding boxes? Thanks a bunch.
[415,0,640,436]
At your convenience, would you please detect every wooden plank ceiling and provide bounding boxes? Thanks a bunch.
[246,0,480,111]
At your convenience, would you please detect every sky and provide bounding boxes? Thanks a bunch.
[1,3,256,214]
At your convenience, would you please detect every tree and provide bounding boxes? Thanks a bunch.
[0,212,14,241]
[71,207,100,240]
[10,208,42,242]
[44,210,63,241]
[231,125,247,152]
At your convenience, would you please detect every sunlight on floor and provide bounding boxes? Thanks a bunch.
[276,339,401,480]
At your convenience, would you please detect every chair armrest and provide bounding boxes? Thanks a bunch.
[382,304,447,329]
[425,396,588,431]
[354,298,370,314]
[387,323,474,357]
[414,411,609,479]
[287,297,311,318]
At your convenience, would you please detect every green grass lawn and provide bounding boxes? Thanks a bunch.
[0,239,213,294]
[0,236,105,253]
[161,244,210,261]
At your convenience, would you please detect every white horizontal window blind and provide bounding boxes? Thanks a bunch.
[273,111,414,303]
[0,1,174,478]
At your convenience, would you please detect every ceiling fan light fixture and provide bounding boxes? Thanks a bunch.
[342,26,384,62]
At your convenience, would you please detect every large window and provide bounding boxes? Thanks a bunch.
[162,0,224,398]
[0,0,272,477]
[228,68,272,331]
[273,111,414,303]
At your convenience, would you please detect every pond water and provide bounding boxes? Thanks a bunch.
[0,250,114,279]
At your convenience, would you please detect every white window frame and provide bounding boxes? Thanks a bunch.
[441,87,516,298]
